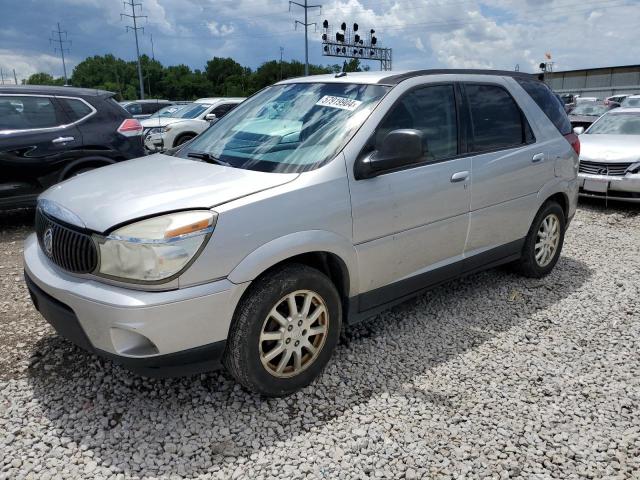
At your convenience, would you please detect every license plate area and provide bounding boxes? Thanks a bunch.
[583,178,609,193]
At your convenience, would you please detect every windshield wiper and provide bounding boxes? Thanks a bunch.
[187,151,231,167]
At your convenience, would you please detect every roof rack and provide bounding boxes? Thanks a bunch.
[379,69,537,85]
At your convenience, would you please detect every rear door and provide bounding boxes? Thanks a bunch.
[463,81,553,258]
[0,94,82,205]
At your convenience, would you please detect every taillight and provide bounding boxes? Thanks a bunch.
[564,133,580,156]
[117,118,143,137]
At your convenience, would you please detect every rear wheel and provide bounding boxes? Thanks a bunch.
[515,201,566,278]
[224,264,341,396]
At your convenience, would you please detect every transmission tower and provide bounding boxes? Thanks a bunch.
[290,0,321,76]
[49,23,71,85]
[121,0,147,99]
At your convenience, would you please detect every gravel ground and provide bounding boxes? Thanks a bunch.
[0,201,639,480]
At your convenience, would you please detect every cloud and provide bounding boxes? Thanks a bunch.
[0,49,64,83]
[206,21,236,37]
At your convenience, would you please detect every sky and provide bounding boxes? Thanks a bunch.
[1,0,639,83]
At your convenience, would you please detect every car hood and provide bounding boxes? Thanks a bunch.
[569,114,599,124]
[40,154,298,232]
[140,117,191,128]
[579,134,640,163]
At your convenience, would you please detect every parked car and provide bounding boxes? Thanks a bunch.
[141,97,244,152]
[0,85,144,210]
[620,95,640,108]
[576,108,640,203]
[606,94,633,105]
[569,101,619,131]
[119,99,174,119]
[24,70,578,396]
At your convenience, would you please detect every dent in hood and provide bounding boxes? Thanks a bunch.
[40,154,298,232]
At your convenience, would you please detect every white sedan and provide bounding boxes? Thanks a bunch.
[142,97,244,151]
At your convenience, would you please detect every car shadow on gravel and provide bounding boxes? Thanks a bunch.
[25,256,592,478]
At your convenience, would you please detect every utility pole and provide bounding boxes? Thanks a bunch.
[150,33,155,61]
[121,0,147,99]
[279,47,284,80]
[290,0,321,76]
[0,68,4,85]
[49,22,70,85]
[13,69,18,85]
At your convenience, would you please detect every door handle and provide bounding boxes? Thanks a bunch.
[450,171,469,183]
[532,153,545,163]
[52,136,74,144]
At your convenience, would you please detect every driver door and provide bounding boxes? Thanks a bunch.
[348,83,471,311]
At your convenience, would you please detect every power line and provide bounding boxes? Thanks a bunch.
[290,0,322,76]
[121,0,147,99]
[49,22,71,85]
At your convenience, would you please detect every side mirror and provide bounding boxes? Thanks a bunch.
[204,113,217,121]
[355,129,425,180]
[573,126,585,135]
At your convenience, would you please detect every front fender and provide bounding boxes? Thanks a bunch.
[227,230,359,296]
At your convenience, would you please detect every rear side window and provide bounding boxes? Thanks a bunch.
[377,84,458,161]
[0,95,62,130]
[465,84,528,152]
[142,102,168,115]
[516,78,571,135]
[125,103,142,115]
[58,98,93,122]
[211,103,237,118]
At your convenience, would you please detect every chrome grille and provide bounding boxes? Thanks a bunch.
[579,161,632,176]
[35,209,98,274]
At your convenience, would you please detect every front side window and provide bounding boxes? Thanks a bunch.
[588,112,640,135]
[465,84,527,152]
[0,95,61,131]
[376,84,458,161]
[181,82,390,173]
[621,97,640,108]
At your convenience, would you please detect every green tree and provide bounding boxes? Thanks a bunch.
[205,57,246,95]
[24,72,64,86]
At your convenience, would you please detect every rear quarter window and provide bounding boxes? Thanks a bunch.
[58,98,93,122]
[516,78,571,135]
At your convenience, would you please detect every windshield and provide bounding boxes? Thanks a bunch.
[180,82,390,173]
[588,113,640,135]
[149,105,185,119]
[621,97,640,108]
[571,104,608,116]
[170,103,211,119]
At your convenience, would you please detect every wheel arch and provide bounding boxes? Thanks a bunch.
[58,156,118,181]
[172,131,198,148]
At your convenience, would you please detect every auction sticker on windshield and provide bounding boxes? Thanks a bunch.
[316,96,362,111]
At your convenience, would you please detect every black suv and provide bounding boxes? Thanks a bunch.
[0,86,145,210]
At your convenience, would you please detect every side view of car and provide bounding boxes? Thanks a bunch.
[119,99,174,119]
[24,70,578,396]
[142,97,244,151]
[577,107,640,203]
[0,85,144,210]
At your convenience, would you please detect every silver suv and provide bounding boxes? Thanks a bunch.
[24,70,579,396]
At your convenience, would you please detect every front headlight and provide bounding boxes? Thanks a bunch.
[96,210,216,283]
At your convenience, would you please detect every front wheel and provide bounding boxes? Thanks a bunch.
[174,134,195,147]
[515,201,566,278]
[224,264,341,396]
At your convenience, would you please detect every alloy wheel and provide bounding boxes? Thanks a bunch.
[534,213,560,267]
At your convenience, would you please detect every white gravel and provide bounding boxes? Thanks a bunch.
[0,201,639,480]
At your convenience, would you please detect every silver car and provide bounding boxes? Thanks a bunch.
[24,70,579,396]
[577,108,640,203]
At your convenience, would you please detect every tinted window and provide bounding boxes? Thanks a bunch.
[0,96,61,130]
[377,85,458,161]
[59,98,93,122]
[125,103,142,115]
[465,84,526,152]
[516,78,571,135]
[142,102,169,115]
[211,103,236,118]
